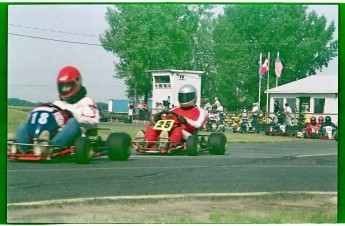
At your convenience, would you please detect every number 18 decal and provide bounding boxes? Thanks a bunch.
[31,112,50,125]
[153,120,175,131]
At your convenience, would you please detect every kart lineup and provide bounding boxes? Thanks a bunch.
[7,66,337,164]
[7,67,227,163]
[7,100,337,164]
[7,103,227,163]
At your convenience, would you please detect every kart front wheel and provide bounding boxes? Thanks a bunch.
[208,133,227,155]
[74,137,93,164]
[186,135,198,156]
[107,133,132,161]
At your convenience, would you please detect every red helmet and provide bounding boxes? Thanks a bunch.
[57,66,82,101]
[310,116,316,125]
[318,116,324,124]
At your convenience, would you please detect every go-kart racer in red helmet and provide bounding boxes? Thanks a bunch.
[57,66,82,102]
[306,116,320,136]
[318,116,324,125]
[139,84,206,147]
[15,66,100,153]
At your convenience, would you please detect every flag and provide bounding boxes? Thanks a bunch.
[275,55,283,78]
[258,52,263,79]
[260,56,269,75]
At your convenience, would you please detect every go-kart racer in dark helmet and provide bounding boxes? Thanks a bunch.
[138,84,206,147]
[320,116,337,137]
[15,66,100,153]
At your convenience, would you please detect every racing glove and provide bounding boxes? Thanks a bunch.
[153,115,160,122]
[177,116,188,125]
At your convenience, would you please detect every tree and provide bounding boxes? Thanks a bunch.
[212,4,337,110]
[100,4,214,102]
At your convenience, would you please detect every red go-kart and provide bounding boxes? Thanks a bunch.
[7,103,131,163]
[132,110,227,156]
[300,126,321,139]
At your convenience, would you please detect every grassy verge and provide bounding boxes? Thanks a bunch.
[7,193,337,223]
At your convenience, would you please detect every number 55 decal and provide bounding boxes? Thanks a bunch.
[153,120,175,131]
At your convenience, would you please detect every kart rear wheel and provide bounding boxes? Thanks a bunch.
[107,132,131,161]
[208,133,227,155]
[74,137,93,164]
[186,135,198,156]
[334,132,338,141]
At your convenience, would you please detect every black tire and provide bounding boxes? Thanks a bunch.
[186,135,198,156]
[208,133,227,155]
[107,132,132,161]
[334,132,338,141]
[74,137,93,164]
[303,132,308,138]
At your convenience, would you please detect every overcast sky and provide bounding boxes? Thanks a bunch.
[7,4,339,103]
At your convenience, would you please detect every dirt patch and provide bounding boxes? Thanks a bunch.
[7,193,337,223]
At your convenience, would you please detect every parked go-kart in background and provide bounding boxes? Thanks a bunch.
[202,110,225,132]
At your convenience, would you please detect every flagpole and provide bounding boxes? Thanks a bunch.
[258,52,262,108]
[276,52,279,87]
[266,52,270,118]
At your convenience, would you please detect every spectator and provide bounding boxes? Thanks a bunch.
[128,101,135,120]
[203,98,212,112]
[164,96,171,108]
[274,101,283,122]
[251,102,260,126]
[216,104,224,125]
[143,102,149,120]
[284,103,293,126]
[137,101,144,120]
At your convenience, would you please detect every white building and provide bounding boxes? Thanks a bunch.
[265,75,338,124]
[147,69,204,109]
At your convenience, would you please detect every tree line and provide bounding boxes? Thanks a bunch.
[8,98,108,111]
[100,4,337,111]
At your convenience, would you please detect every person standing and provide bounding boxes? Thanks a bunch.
[274,101,283,123]
[164,96,171,109]
[203,98,212,112]
[251,102,260,127]
[284,103,293,126]
[214,97,220,106]
[128,101,135,120]
[137,101,144,120]
[216,104,224,125]
[143,102,149,121]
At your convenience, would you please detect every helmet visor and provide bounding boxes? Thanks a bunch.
[178,92,196,104]
[58,82,75,95]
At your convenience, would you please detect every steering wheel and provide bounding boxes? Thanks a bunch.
[41,102,73,118]
[155,110,184,127]
[156,110,179,119]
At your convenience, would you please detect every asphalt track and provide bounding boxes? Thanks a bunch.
[7,139,337,205]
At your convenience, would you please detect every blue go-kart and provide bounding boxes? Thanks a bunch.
[7,103,131,164]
